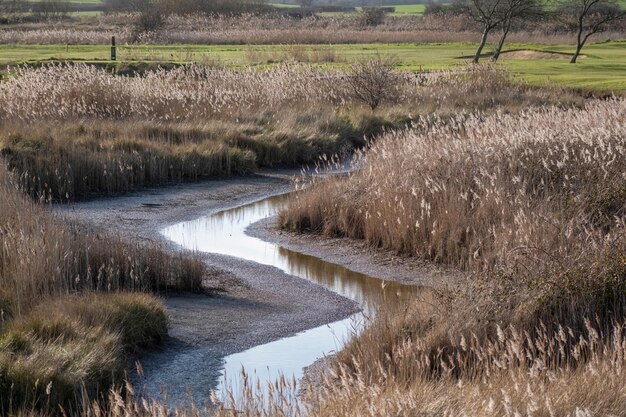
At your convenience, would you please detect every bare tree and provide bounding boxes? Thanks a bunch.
[491,0,544,62]
[462,0,508,63]
[347,58,401,111]
[561,0,624,63]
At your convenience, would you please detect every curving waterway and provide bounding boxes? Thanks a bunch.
[161,192,415,400]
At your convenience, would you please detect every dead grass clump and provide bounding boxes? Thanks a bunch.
[0,293,167,414]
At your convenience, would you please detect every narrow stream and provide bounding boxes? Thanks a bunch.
[161,192,413,400]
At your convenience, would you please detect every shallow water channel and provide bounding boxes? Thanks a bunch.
[161,192,414,401]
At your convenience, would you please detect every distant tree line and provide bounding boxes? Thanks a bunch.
[117,0,275,39]
[426,0,624,63]
[0,0,104,22]
[273,0,430,6]
[104,0,270,14]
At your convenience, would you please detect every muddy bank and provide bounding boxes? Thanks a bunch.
[55,171,358,408]
[248,216,464,287]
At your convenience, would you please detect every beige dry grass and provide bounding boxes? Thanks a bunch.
[26,95,623,417]
[0,161,207,412]
[0,64,579,200]
[274,98,626,416]
[281,99,625,272]
[0,67,610,416]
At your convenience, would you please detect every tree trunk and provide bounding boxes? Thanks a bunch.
[570,42,584,64]
[492,22,511,63]
[473,26,490,64]
[571,18,584,64]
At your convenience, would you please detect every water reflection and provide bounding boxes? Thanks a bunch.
[160,192,415,399]
[219,315,359,403]
[162,193,410,314]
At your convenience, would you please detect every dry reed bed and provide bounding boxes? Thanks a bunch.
[0,64,379,121]
[1,121,258,199]
[0,162,207,411]
[0,64,572,200]
[281,99,626,272]
[17,317,626,416]
[0,162,205,308]
[0,64,369,198]
[300,318,626,416]
[276,98,626,415]
[5,28,610,45]
[0,79,622,416]
[60,97,624,417]
[207,318,626,416]
[0,64,576,125]
[1,13,623,45]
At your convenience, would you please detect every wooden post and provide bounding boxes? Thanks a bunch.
[111,36,117,61]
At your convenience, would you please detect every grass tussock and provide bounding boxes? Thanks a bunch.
[0,293,166,414]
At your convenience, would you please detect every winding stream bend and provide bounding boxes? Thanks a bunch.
[161,192,414,399]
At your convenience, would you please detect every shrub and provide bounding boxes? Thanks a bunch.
[347,57,402,111]
[132,7,166,42]
[357,7,385,27]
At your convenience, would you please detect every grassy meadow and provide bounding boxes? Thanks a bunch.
[386,4,427,16]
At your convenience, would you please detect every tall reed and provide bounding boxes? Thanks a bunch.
[0,160,209,412]
[0,161,205,316]
[0,65,577,200]
[1,12,623,45]
[280,98,626,414]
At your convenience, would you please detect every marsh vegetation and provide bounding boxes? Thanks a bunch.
[0,0,625,414]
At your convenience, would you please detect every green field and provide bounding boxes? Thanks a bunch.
[269,2,299,7]
[387,4,427,16]
[1,41,625,90]
[313,0,624,15]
